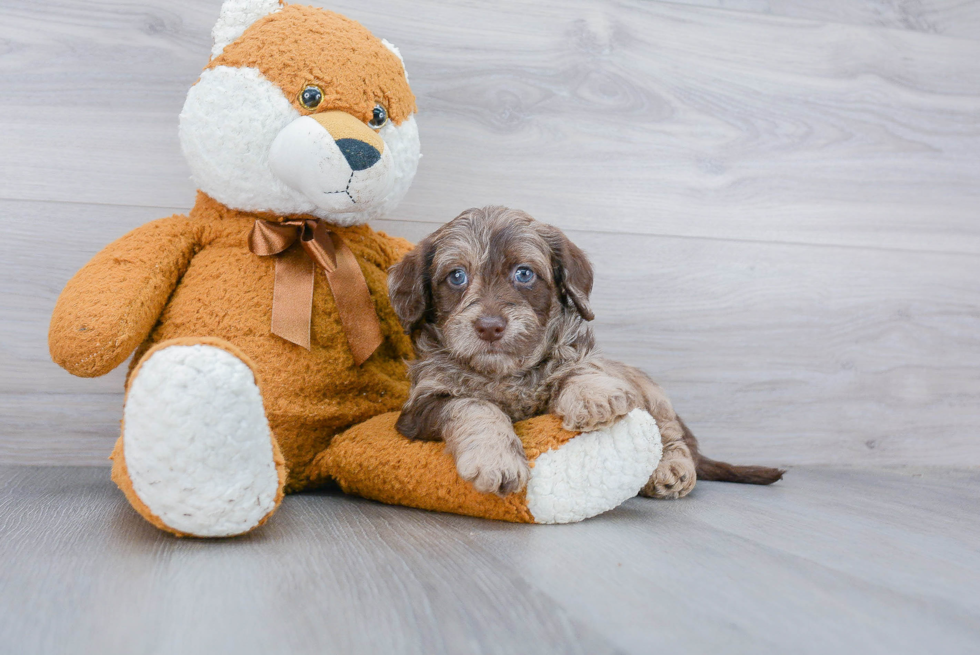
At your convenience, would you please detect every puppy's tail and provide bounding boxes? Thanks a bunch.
[679,417,786,485]
[694,456,785,485]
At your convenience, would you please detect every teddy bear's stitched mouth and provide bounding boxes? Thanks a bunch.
[322,171,356,204]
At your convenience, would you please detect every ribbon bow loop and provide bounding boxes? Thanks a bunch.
[248,218,382,365]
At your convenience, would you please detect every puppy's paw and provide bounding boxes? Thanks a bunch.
[554,375,639,432]
[454,431,530,496]
[640,454,697,500]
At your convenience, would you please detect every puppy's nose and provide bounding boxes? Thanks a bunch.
[474,315,507,342]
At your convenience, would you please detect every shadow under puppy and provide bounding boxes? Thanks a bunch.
[388,206,784,498]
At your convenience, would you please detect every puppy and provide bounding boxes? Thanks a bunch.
[388,206,784,497]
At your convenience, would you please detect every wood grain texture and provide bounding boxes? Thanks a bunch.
[0,394,122,466]
[660,0,980,41]
[1,0,979,467]
[444,466,980,653]
[0,465,622,655]
[585,230,980,467]
[7,204,979,466]
[2,465,978,654]
[1,0,979,251]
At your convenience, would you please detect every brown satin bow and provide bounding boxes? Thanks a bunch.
[248,218,382,365]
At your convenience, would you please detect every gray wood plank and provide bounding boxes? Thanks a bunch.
[583,230,980,467]
[438,467,980,654]
[679,467,980,615]
[0,394,122,465]
[659,0,980,41]
[0,465,624,655]
[2,465,978,654]
[7,198,978,467]
[1,0,978,253]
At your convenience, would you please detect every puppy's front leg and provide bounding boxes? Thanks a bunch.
[442,399,530,496]
[551,371,640,432]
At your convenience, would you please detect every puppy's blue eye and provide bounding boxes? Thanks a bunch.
[514,266,535,284]
[447,268,468,287]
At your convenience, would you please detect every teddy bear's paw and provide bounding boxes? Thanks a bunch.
[121,343,284,537]
[640,453,697,500]
[525,409,663,523]
[553,374,640,433]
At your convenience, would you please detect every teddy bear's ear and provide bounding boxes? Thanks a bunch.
[210,0,283,59]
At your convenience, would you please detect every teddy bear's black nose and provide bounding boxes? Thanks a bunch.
[335,138,381,171]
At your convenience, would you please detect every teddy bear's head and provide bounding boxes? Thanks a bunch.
[179,0,420,226]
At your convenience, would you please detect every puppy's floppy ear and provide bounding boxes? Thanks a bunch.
[388,237,435,334]
[541,225,595,321]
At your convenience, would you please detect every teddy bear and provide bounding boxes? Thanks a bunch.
[47,0,663,537]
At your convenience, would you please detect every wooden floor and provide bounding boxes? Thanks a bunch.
[2,465,978,654]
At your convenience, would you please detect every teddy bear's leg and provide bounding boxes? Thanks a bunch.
[310,408,662,524]
[111,338,286,537]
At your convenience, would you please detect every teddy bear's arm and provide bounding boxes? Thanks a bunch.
[387,236,415,265]
[49,215,200,378]
[375,232,416,268]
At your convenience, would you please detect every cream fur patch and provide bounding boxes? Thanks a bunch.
[180,66,307,214]
[367,114,421,223]
[211,0,282,58]
[525,409,663,524]
[122,344,280,537]
[179,65,421,226]
[268,115,394,214]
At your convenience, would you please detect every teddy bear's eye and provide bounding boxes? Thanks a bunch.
[299,85,323,110]
[369,104,388,129]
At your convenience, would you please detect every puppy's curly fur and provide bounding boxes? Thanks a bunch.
[388,207,784,497]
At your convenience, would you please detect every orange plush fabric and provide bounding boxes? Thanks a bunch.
[49,214,199,378]
[52,192,415,491]
[312,412,581,523]
[209,4,417,126]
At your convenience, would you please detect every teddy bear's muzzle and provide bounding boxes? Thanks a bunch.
[268,110,395,214]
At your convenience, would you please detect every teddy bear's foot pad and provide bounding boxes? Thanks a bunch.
[524,409,663,524]
[122,343,282,537]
